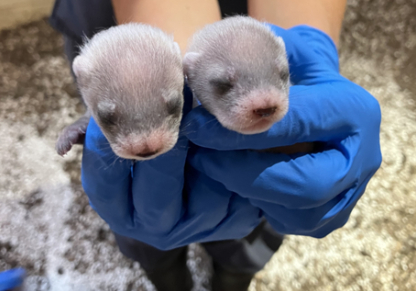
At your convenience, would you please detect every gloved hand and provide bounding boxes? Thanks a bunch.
[0,268,25,291]
[183,25,382,237]
[81,86,262,251]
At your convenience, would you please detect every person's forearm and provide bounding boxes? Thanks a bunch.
[111,0,221,55]
[248,0,347,46]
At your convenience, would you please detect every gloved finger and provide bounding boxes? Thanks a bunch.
[250,190,351,235]
[181,192,262,245]
[265,24,340,85]
[81,117,135,229]
[167,168,262,247]
[188,136,361,209]
[130,131,189,234]
[184,81,380,151]
[0,268,26,291]
[134,167,262,250]
[251,173,374,237]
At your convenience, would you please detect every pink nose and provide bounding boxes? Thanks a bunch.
[135,148,160,158]
[253,107,277,118]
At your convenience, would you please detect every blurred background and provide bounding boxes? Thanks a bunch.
[0,0,415,290]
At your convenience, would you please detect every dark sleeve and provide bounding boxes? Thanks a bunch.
[217,0,248,18]
[48,0,116,43]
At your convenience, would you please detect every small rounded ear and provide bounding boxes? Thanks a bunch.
[72,55,90,78]
[274,36,286,50]
[182,52,201,77]
[173,42,181,55]
[97,101,116,113]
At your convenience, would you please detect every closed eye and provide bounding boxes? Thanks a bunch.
[280,70,290,82]
[166,98,182,116]
[210,79,234,95]
[97,109,117,127]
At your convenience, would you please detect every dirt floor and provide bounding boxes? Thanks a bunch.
[0,0,415,290]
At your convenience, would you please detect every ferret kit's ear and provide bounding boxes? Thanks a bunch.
[173,42,181,55]
[97,101,116,114]
[182,52,201,77]
[274,36,286,49]
[72,55,90,78]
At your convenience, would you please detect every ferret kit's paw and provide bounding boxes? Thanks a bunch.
[55,117,89,156]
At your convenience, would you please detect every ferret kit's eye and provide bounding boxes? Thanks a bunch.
[166,98,182,116]
[210,79,234,95]
[97,101,117,126]
[279,70,290,82]
[97,109,116,127]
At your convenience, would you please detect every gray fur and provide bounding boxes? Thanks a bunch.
[183,16,290,134]
[183,16,315,153]
[56,23,184,159]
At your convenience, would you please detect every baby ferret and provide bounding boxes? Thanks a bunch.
[183,16,314,154]
[56,23,185,160]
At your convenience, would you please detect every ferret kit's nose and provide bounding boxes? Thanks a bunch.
[253,106,277,118]
[136,149,160,158]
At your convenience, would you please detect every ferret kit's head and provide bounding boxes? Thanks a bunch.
[183,16,290,135]
[73,23,184,160]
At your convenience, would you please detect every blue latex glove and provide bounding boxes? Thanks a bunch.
[183,25,382,237]
[0,268,25,291]
[81,86,262,250]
